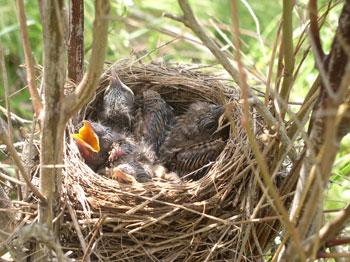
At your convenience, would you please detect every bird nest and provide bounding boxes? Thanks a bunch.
[59,60,278,260]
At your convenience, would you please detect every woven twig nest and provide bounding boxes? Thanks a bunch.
[60,60,274,261]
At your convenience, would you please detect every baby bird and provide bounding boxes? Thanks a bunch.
[134,90,175,156]
[160,101,227,179]
[98,70,135,131]
[108,135,156,183]
[111,162,153,184]
[111,161,180,184]
[72,121,118,171]
[72,121,156,183]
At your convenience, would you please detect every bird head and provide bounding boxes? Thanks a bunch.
[111,162,152,184]
[111,164,137,184]
[199,105,225,133]
[102,70,135,129]
[72,121,100,153]
[108,70,134,100]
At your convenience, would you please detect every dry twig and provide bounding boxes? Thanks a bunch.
[282,1,350,260]
[164,0,239,82]
[0,118,46,203]
[304,205,350,256]
[64,1,110,118]
[16,0,43,118]
[231,1,304,259]
[279,0,295,118]
[38,0,110,230]
[68,0,84,83]
[13,224,69,261]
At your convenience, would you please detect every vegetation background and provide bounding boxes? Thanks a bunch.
[0,0,349,254]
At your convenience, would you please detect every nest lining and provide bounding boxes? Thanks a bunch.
[58,60,271,260]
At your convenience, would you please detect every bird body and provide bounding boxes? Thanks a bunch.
[174,139,225,176]
[134,90,175,156]
[159,101,227,179]
[161,101,225,150]
[111,162,153,184]
[108,134,156,183]
[108,134,156,165]
[98,70,135,131]
[111,161,180,184]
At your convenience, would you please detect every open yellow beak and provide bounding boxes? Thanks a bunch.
[72,121,100,153]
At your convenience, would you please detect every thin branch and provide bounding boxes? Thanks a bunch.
[0,44,25,202]
[64,0,110,119]
[163,13,185,24]
[230,0,305,259]
[13,224,69,261]
[165,0,239,83]
[16,0,43,118]
[304,205,350,256]
[286,76,320,139]
[250,97,297,161]
[316,252,350,259]
[0,119,46,203]
[0,105,32,125]
[0,44,13,145]
[68,0,84,83]
[279,0,295,117]
[265,22,282,105]
[326,237,350,247]
[67,202,89,262]
[309,0,325,60]
[0,169,26,186]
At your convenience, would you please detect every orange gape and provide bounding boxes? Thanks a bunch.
[71,120,117,171]
[72,121,100,153]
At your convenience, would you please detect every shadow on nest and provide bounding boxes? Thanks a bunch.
[58,59,284,261]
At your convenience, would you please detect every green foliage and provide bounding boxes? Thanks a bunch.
[325,134,350,210]
[0,0,44,118]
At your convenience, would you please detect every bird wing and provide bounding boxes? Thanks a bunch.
[175,139,225,172]
[136,90,175,155]
[133,107,144,139]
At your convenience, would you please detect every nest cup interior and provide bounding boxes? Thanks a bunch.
[63,60,265,260]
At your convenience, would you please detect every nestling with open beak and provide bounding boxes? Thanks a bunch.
[72,121,117,171]
[98,70,135,131]
[159,101,228,179]
[134,90,175,156]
